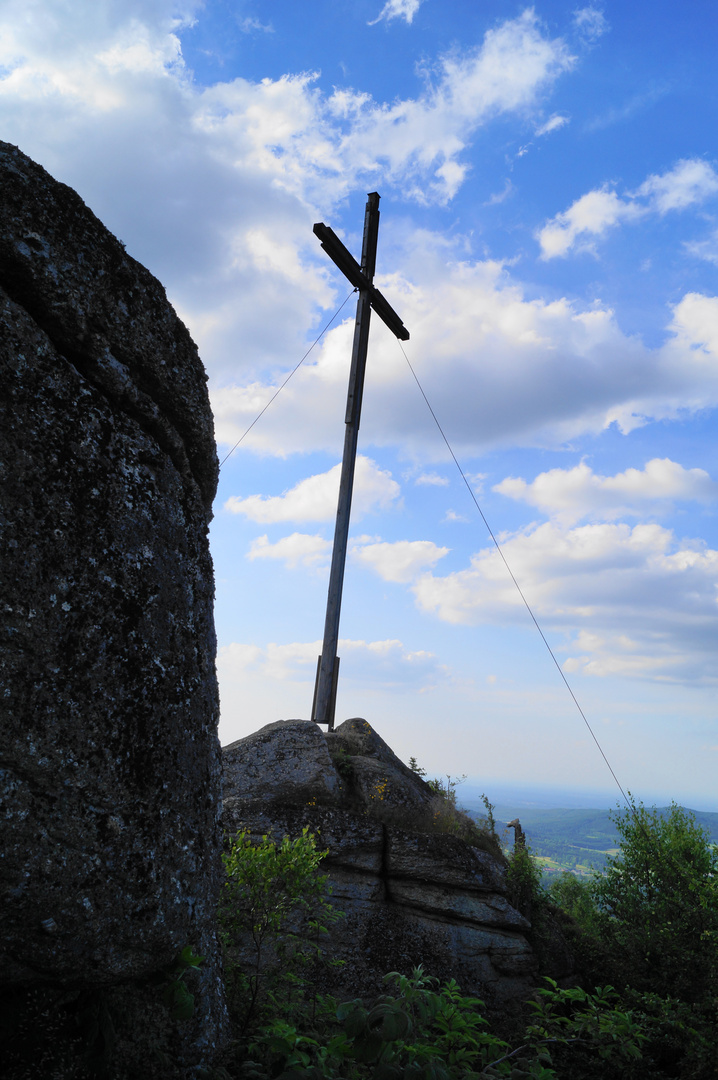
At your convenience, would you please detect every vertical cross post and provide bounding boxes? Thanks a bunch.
[312,193,381,728]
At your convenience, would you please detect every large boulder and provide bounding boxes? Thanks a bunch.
[222,718,537,1008]
[223,719,345,805]
[0,143,224,1075]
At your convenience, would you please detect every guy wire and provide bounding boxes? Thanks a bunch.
[397,339,633,813]
[219,290,356,469]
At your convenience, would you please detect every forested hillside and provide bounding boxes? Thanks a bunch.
[464,802,718,877]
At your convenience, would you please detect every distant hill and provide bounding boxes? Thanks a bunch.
[461,801,718,878]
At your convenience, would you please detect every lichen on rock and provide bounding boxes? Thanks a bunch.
[222,717,538,1008]
[0,142,224,1076]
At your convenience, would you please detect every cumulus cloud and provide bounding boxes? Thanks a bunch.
[332,9,574,203]
[537,186,635,257]
[247,532,331,569]
[6,4,718,476]
[495,458,718,523]
[537,158,718,258]
[224,455,400,522]
[351,539,450,582]
[368,0,423,26]
[634,158,718,212]
[218,635,442,686]
[213,234,718,460]
[0,1,578,405]
[412,520,718,683]
[667,292,718,356]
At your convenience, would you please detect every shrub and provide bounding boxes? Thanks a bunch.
[240,968,652,1079]
[219,827,343,1040]
[546,801,718,1079]
[591,801,718,1003]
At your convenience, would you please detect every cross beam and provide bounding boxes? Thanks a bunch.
[311,192,409,728]
[313,223,410,342]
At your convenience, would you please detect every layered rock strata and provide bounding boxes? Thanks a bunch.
[223,718,537,1006]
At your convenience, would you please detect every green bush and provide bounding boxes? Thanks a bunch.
[546,801,718,1078]
[217,800,718,1080]
[239,968,651,1079]
[590,801,718,1004]
[219,827,343,1040]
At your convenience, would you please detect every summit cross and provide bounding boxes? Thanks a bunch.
[311,192,409,729]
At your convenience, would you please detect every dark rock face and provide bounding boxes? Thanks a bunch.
[0,143,224,1072]
[223,719,537,1007]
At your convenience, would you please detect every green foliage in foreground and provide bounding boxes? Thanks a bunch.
[592,801,718,1003]
[220,827,344,1039]
[548,801,718,1078]
[216,798,718,1079]
[549,801,718,1004]
[236,967,647,1080]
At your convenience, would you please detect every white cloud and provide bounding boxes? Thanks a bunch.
[538,158,718,258]
[667,292,718,356]
[495,458,718,523]
[333,9,574,203]
[535,113,569,136]
[485,178,514,204]
[685,228,718,266]
[415,472,449,486]
[368,0,423,26]
[537,186,642,257]
[412,520,718,684]
[239,17,273,34]
[5,5,718,469]
[635,158,718,213]
[224,455,400,522]
[217,635,441,686]
[572,7,609,43]
[247,532,331,569]
[0,2,578,405]
[351,539,450,583]
[214,232,718,458]
[585,84,669,133]
[466,473,487,493]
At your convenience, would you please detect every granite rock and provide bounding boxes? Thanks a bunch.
[223,719,345,805]
[223,719,537,1008]
[0,142,224,1075]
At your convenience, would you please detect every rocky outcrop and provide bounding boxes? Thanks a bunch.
[223,719,537,1007]
[0,143,224,1075]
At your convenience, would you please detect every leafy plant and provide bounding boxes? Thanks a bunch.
[517,978,646,1079]
[159,945,204,1022]
[545,801,718,1078]
[506,844,544,921]
[239,967,660,1080]
[330,746,355,781]
[479,794,496,837]
[220,827,343,1038]
[591,801,718,1003]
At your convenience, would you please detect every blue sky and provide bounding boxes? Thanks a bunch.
[3,1,718,808]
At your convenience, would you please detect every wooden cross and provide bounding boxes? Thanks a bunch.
[311,192,409,729]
